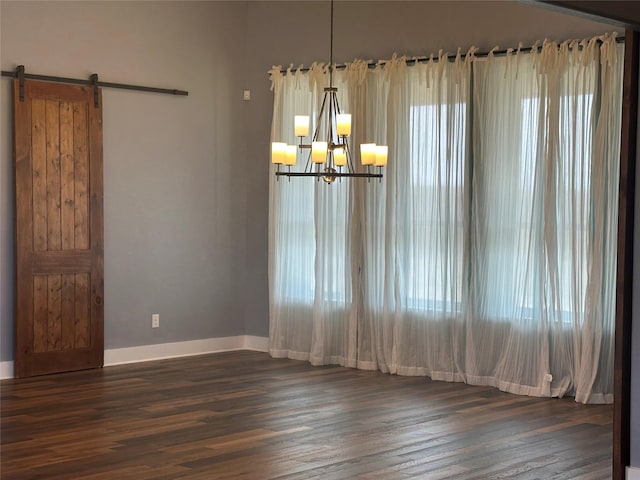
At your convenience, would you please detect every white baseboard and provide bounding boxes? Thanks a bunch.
[0,361,14,380]
[628,466,640,480]
[104,335,268,366]
[0,335,269,379]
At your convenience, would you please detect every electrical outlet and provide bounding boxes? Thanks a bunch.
[152,313,160,328]
[243,89,251,101]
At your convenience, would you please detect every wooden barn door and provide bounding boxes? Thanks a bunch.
[13,79,104,377]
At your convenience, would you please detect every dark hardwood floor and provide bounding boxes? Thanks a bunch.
[1,351,612,479]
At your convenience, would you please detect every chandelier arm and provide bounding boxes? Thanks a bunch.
[330,90,354,174]
[332,90,341,115]
[303,148,312,174]
[345,143,357,174]
[312,91,330,143]
[329,145,336,172]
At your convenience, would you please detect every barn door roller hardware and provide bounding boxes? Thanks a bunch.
[16,65,25,102]
[90,73,99,108]
[2,65,188,106]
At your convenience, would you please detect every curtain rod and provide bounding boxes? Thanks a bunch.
[278,35,625,74]
[0,67,188,96]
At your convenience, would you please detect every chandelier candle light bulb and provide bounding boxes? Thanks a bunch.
[334,147,347,167]
[312,142,328,163]
[374,145,388,166]
[360,143,377,166]
[336,114,352,137]
[284,145,297,166]
[271,142,287,164]
[295,115,310,137]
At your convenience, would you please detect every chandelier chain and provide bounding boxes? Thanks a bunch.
[329,0,334,88]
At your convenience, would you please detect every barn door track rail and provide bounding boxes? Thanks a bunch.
[2,65,188,107]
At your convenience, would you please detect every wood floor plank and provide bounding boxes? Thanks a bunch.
[0,351,612,479]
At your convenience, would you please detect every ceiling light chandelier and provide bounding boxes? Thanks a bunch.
[271,0,387,184]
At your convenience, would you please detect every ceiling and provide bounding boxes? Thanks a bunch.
[535,1,640,30]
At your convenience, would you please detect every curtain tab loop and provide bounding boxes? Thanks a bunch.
[268,65,284,91]
[465,46,476,64]
[504,48,514,79]
[515,42,523,79]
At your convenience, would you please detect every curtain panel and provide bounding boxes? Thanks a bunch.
[267,34,623,404]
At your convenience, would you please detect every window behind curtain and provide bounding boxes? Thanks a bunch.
[389,63,468,318]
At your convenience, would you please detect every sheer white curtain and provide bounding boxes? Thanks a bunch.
[268,34,622,404]
[470,37,622,402]
[356,51,473,378]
